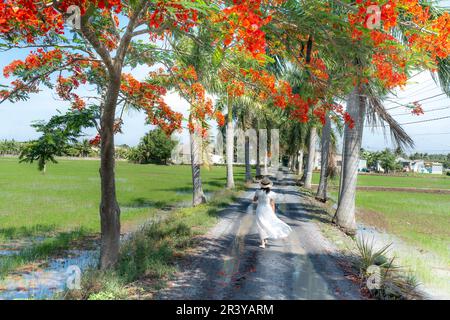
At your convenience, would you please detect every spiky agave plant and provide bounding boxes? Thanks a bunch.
[355,236,424,300]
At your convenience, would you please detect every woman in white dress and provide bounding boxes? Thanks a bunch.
[253,177,292,248]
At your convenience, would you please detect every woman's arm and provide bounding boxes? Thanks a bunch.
[270,199,275,212]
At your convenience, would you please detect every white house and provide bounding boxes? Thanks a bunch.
[358,159,368,172]
[409,160,443,174]
[429,162,444,174]
[313,151,366,171]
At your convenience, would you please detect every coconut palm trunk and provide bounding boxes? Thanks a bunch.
[334,86,366,235]
[256,129,261,178]
[190,123,207,206]
[245,135,252,183]
[289,155,295,172]
[316,116,331,202]
[304,126,317,189]
[296,149,304,176]
[226,101,235,189]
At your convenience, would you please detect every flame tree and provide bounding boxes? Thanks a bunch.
[0,0,280,269]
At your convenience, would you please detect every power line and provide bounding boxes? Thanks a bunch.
[385,93,448,111]
[410,132,450,136]
[369,131,450,136]
[393,81,438,99]
[390,105,450,116]
[367,115,450,128]
[399,115,450,125]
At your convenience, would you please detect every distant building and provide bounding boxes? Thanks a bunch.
[358,159,368,172]
[396,158,443,174]
[313,151,366,171]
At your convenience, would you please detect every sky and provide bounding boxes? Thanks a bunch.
[0,3,449,154]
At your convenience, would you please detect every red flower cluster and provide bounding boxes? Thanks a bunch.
[372,52,407,89]
[226,80,246,98]
[121,73,182,134]
[147,1,198,33]
[410,101,424,116]
[215,111,226,127]
[344,112,355,129]
[3,49,63,78]
[290,96,311,123]
[221,0,272,58]
[89,134,101,146]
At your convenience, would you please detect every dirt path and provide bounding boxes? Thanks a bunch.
[157,169,362,300]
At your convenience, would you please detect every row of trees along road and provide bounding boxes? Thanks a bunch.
[0,0,448,268]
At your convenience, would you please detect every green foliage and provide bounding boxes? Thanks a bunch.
[355,237,423,300]
[0,139,25,156]
[127,129,177,165]
[67,190,239,300]
[65,139,95,158]
[19,107,98,172]
[362,148,402,173]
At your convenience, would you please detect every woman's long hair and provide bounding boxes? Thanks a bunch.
[261,187,271,194]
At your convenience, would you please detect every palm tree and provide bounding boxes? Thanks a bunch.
[315,113,341,202]
[332,2,450,234]
[189,117,207,205]
[75,139,92,157]
[165,29,218,205]
[315,115,331,201]
[280,117,308,176]
[303,125,317,189]
[225,97,235,189]
[334,84,414,234]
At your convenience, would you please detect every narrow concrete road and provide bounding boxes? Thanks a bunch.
[157,169,362,300]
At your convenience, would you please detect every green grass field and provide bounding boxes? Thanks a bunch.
[312,172,450,189]
[355,191,450,260]
[317,172,450,293]
[0,157,247,241]
[321,173,449,260]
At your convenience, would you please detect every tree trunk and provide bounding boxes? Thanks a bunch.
[99,76,121,270]
[334,86,366,235]
[256,129,261,178]
[190,126,206,206]
[316,116,331,202]
[304,126,317,189]
[245,135,252,183]
[291,154,296,172]
[296,149,304,176]
[226,101,235,189]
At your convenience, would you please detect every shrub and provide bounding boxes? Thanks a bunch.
[355,237,423,300]
[127,129,177,164]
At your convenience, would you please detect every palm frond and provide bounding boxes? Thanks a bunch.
[365,87,414,150]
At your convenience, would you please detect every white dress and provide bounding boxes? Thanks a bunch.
[254,189,292,240]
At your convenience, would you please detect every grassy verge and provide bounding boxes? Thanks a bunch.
[65,189,243,300]
[300,188,424,299]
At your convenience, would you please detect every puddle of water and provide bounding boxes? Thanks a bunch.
[0,250,16,257]
[0,250,98,300]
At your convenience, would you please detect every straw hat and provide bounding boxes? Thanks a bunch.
[260,177,273,189]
